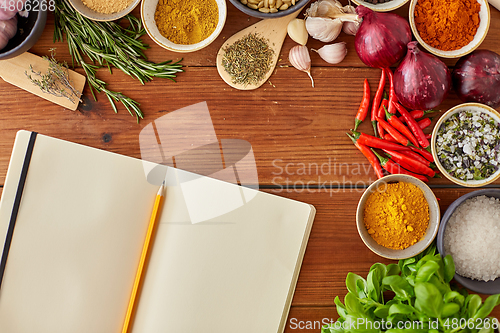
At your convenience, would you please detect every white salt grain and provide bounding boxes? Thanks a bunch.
[443,195,500,282]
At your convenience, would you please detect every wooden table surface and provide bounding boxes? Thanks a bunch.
[1,1,500,330]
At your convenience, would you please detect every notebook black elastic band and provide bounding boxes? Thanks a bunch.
[0,131,37,289]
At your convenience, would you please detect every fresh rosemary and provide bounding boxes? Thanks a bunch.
[53,0,183,121]
[26,49,82,104]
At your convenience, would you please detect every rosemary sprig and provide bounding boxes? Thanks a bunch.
[26,49,82,104]
[53,0,183,121]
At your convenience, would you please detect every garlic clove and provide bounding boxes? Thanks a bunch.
[289,45,315,87]
[342,5,360,36]
[287,18,308,46]
[312,42,347,65]
[305,16,342,43]
[0,16,17,51]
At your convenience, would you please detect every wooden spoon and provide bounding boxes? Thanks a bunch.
[216,11,300,90]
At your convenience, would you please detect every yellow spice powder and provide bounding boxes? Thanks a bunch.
[155,0,219,45]
[364,182,429,250]
[82,0,134,14]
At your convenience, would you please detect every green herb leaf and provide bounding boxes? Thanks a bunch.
[414,282,443,318]
[443,255,455,284]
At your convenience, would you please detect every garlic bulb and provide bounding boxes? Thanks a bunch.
[0,16,17,51]
[305,0,344,18]
[342,5,360,36]
[0,0,27,20]
[305,16,342,43]
[312,42,347,65]
[287,19,308,46]
[289,45,314,87]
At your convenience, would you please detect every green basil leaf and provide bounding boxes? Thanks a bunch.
[428,275,451,296]
[443,255,455,283]
[467,294,482,318]
[442,302,460,317]
[416,260,440,283]
[345,292,365,316]
[444,291,465,308]
[373,304,390,319]
[473,294,500,319]
[388,303,415,316]
[386,264,401,277]
[347,273,366,298]
[382,275,413,300]
[335,296,348,319]
[415,282,443,318]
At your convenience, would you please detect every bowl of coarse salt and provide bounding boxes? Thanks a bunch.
[432,103,500,187]
[437,189,500,294]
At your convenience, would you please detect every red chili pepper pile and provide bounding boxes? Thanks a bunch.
[348,68,440,182]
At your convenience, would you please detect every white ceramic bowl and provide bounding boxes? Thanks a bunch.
[409,0,490,58]
[431,103,500,187]
[356,174,440,260]
[351,0,409,12]
[141,0,227,53]
[67,0,141,21]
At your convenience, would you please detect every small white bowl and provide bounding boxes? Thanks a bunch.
[356,174,440,260]
[431,103,500,187]
[141,0,227,53]
[67,0,140,21]
[409,0,490,58]
[351,0,410,12]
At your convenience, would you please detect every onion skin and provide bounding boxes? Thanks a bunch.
[354,6,411,69]
[394,41,451,110]
[452,50,500,109]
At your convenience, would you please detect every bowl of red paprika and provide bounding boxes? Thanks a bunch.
[409,0,490,58]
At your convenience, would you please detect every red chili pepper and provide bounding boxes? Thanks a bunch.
[354,78,371,131]
[393,102,430,149]
[347,133,384,179]
[371,70,386,135]
[425,133,431,140]
[377,97,389,137]
[382,149,436,177]
[377,122,385,139]
[410,146,434,162]
[418,117,432,130]
[384,134,398,143]
[350,131,410,151]
[385,68,397,114]
[376,116,411,147]
[403,150,435,168]
[384,106,420,148]
[371,149,429,182]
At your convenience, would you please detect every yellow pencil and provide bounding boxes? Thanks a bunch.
[121,181,165,333]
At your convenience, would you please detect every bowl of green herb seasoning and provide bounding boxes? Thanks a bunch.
[432,103,500,187]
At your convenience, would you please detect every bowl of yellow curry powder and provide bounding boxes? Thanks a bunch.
[356,174,440,260]
[141,0,227,52]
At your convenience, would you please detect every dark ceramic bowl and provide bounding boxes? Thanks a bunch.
[0,8,47,60]
[437,189,500,294]
[228,0,310,19]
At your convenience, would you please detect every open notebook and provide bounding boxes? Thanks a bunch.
[0,131,315,333]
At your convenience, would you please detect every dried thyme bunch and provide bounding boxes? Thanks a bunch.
[222,33,274,86]
[53,0,183,121]
[26,49,82,104]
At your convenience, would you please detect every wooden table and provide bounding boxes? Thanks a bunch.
[1,2,500,330]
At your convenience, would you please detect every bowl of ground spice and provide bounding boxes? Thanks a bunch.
[68,0,141,21]
[409,0,490,58]
[356,174,440,260]
[141,0,226,52]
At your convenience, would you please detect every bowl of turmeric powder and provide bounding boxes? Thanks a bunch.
[141,0,227,52]
[409,0,490,58]
[356,174,440,260]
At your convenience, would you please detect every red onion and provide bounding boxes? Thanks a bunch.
[354,6,411,69]
[452,50,500,109]
[394,41,451,110]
